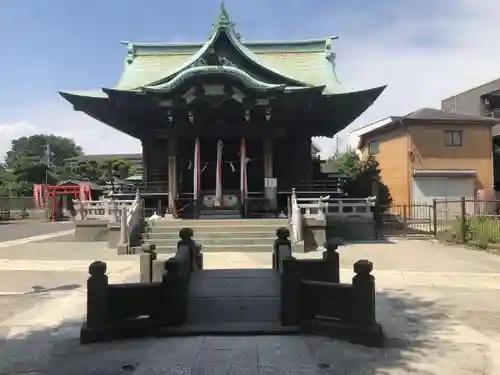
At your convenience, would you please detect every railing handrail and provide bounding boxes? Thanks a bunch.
[296,195,376,219]
[117,191,143,254]
[484,108,500,118]
[290,188,303,244]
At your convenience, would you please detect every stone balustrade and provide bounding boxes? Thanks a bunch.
[73,198,135,222]
[297,196,376,219]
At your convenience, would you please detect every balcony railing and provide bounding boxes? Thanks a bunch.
[484,109,500,119]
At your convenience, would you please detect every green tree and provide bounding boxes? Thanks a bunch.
[325,149,392,206]
[3,134,83,196]
[98,159,131,183]
[68,160,101,182]
[5,134,83,169]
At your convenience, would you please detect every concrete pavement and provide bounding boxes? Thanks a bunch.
[0,220,74,243]
[0,239,500,374]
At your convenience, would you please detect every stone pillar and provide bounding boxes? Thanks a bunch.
[167,137,178,214]
[322,238,341,282]
[86,261,108,329]
[263,136,277,210]
[352,259,376,327]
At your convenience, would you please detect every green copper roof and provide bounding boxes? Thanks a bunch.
[114,2,343,94]
[143,65,287,92]
[59,1,387,138]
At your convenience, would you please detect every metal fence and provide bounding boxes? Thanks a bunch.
[379,202,434,237]
[434,198,500,245]
[379,197,500,243]
[0,197,47,221]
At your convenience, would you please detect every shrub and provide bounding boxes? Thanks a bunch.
[458,215,500,244]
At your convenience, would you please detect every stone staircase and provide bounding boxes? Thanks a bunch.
[199,208,242,220]
[143,218,288,253]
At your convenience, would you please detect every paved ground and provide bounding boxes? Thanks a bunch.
[0,240,139,335]
[0,220,73,242]
[185,269,283,331]
[0,238,500,374]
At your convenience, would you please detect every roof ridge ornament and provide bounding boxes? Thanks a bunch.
[325,38,341,84]
[126,43,136,64]
[219,0,230,24]
[211,0,241,40]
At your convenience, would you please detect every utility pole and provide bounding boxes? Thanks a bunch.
[44,143,51,185]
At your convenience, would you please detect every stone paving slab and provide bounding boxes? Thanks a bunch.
[0,240,500,374]
[0,241,122,260]
[200,239,500,274]
[200,252,500,290]
[0,270,87,294]
[0,257,139,294]
[189,269,279,298]
[338,238,500,273]
[0,221,73,242]
[0,258,138,272]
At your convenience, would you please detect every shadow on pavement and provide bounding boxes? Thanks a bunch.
[0,289,472,375]
[29,284,82,294]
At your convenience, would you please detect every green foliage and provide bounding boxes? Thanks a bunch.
[1,134,83,197]
[458,215,500,245]
[1,134,135,198]
[5,134,82,169]
[66,159,132,184]
[324,149,392,206]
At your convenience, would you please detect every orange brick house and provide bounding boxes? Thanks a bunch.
[350,108,498,204]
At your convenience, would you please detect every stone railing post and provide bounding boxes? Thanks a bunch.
[322,238,341,282]
[163,259,185,325]
[194,242,203,270]
[78,199,85,220]
[280,257,300,326]
[139,243,157,283]
[108,193,119,223]
[352,259,376,328]
[178,227,196,271]
[86,261,108,329]
[316,197,326,220]
[273,227,291,271]
[117,207,129,255]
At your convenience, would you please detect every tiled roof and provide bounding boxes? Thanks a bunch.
[66,153,141,162]
[115,49,344,94]
[405,107,499,122]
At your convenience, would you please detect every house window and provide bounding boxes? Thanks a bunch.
[368,141,380,154]
[444,130,463,146]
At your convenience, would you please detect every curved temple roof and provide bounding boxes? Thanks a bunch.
[143,65,288,92]
[60,1,386,138]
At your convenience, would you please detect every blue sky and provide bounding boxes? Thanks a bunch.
[1,0,499,158]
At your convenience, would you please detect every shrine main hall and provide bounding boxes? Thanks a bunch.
[60,3,385,218]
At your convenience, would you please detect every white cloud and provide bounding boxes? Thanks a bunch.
[2,0,500,161]
[314,0,500,157]
[0,99,140,162]
[0,122,37,162]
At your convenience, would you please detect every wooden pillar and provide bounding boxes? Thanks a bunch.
[167,137,178,214]
[263,136,277,210]
[141,139,148,183]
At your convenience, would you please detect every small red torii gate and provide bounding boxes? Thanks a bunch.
[34,183,92,221]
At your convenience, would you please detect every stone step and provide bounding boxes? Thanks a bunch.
[147,225,283,235]
[198,214,243,220]
[143,231,277,240]
[152,244,272,253]
[200,208,241,214]
[147,219,288,228]
[144,237,275,246]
